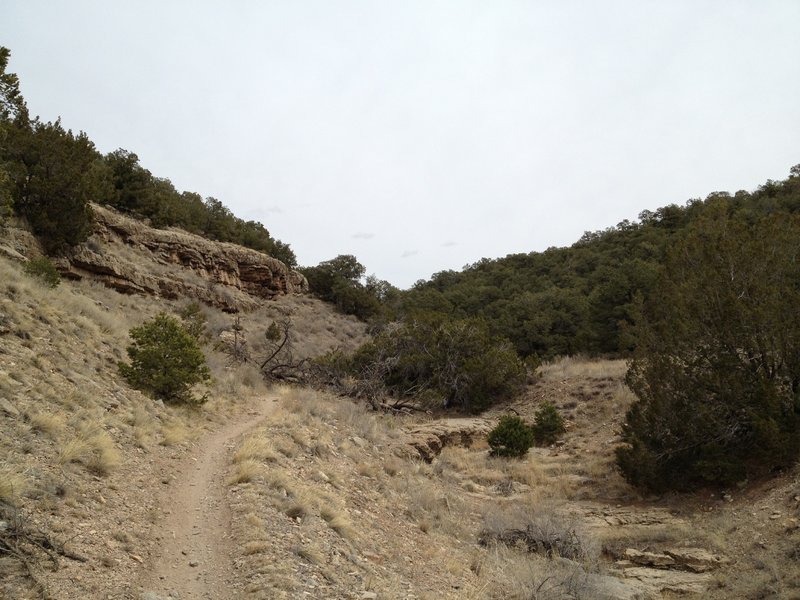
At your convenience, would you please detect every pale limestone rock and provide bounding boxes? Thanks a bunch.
[623,548,676,568]
[622,567,711,594]
[664,547,730,572]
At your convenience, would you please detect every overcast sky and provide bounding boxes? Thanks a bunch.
[4,1,799,288]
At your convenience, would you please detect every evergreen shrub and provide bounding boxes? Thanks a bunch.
[23,256,60,288]
[119,313,210,404]
[488,415,535,458]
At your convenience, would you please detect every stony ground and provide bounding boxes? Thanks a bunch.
[3,243,800,599]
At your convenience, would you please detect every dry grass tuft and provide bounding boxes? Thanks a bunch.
[85,431,121,476]
[383,457,403,477]
[228,459,263,485]
[58,428,121,476]
[293,543,324,565]
[0,465,29,505]
[160,421,189,446]
[243,541,270,555]
[325,513,356,540]
[234,433,279,464]
[28,412,65,437]
[275,439,298,458]
[284,502,307,520]
[58,437,94,465]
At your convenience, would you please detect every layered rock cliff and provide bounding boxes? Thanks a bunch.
[55,204,308,311]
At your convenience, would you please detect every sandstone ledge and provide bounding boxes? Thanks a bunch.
[58,204,308,311]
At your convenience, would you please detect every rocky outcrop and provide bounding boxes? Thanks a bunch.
[619,547,728,574]
[620,567,710,595]
[395,418,494,462]
[610,546,729,596]
[57,205,308,311]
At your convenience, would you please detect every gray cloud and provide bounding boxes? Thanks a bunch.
[401,250,419,259]
[351,232,375,240]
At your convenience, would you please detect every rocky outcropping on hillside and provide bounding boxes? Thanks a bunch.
[395,418,494,462]
[56,205,308,311]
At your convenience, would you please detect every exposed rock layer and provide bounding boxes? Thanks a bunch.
[396,418,494,462]
[58,205,308,311]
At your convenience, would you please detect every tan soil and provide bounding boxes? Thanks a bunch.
[137,398,278,600]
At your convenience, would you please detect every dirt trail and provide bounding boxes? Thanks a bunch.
[139,398,277,600]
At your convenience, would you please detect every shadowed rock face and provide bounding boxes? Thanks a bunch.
[58,204,308,311]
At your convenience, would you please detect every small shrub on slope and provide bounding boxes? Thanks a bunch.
[489,415,535,458]
[119,313,210,404]
[532,402,566,446]
[23,256,60,288]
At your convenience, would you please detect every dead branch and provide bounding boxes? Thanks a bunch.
[478,525,584,560]
[1,501,88,599]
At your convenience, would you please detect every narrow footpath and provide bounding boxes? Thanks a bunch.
[139,397,277,600]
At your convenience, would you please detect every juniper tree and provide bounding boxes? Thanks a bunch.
[617,202,800,491]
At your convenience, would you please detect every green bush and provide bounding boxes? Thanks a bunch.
[617,205,800,491]
[301,254,383,320]
[178,301,208,342]
[488,415,535,458]
[348,316,526,412]
[119,313,210,404]
[23,256,60,288]
[532,401,566,446]
[5,118,97,253]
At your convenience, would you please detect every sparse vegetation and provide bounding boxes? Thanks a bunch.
[0,501,89,596]
[57,424,120,476]
[3,41,800,598]
[480,505,598,562]
[0,466,28,505]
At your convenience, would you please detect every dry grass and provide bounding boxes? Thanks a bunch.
[228,459,264,485]
[538,356,627,381]
[27,412,65,437]
[321,509,356,540]
[159,421,190,446]
[0,465,29,505]
[234,435,279,464]
[127,403,160,449]
[0,222,376,598]
[293,543,324,565]
[283,501,307,520]
[57,426,121,476]
[243,540,270,555]
[56,438,93,465]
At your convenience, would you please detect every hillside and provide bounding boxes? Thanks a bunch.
[1,212,799,599]
[399,167,800,358]
[0,212,367,598]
